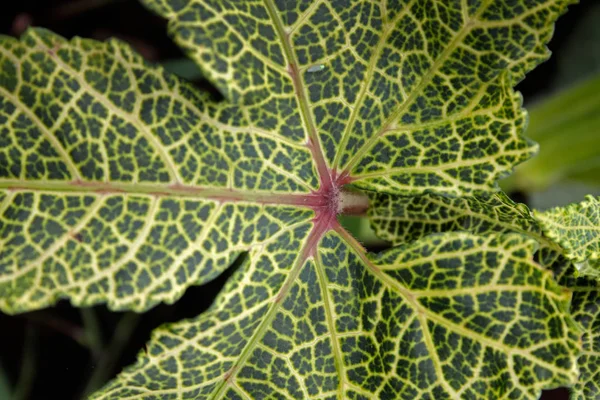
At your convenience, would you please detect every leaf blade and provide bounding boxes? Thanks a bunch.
[0,28,320,313]
[139,0,575,195]
[534,195,600,278]
[0,1,582,397]
[552,260,600,400]
[368,191,542,245]
[92,232,580,399]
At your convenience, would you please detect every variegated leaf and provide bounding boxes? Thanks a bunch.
[0,29,318,312]
[140,0,569,195]
[553,260,600,400]
[0,0,582,398]
[92,232,580,400]
[535,196,600,279]
[368,192,540,243]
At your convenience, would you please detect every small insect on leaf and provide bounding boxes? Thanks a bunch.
[306,64,325,73]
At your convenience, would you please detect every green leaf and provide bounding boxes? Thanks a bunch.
[502,73,600,192]
[569,281,600,399]
[369,191,541,244]
[92,232,579,400]
[553,3,600,88]
[137,0,560,196]
[0,0,580,398]
[368,191,569,272]
[534,196,600,278]
[553,261,600,400]
[0,0,568,311]
[0,28,318,312]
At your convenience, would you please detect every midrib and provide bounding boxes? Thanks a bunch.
[0,180,325,208]
[207,219,321,400]
[263,0,333,188]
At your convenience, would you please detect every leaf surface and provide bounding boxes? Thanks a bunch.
[369,191,543,244]
[0,28,319,312]
[570,284,600,399]
[0,0,570,311]
[553,261,600,400]
[535,196,600,278]
[138,0,568,195]
[0,0,582,398]
[92,232,580,400]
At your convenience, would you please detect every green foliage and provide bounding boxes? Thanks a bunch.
[0,28,319,312]
[553,3,600,87]
[535,196,600,279]
[503,73,600,193]
[554,262,600,400]
[368,191,564,262]
[93,232,579,400]
[140,0,544,196]
[369,192,541,244]
[0,0,595,399]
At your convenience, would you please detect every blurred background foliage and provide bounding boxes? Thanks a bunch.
[0,1,599,399]
[501,1,600,209]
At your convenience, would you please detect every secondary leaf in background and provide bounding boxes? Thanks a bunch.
[93,232,580,400]
[569,279,600,400]
[369,192,542,244]
[368,191,566,269]
[553,3,600,88]
[500,1,600,202]
[553,261,600,400]
[535,195,600,278]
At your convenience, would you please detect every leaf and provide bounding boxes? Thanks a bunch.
[92,232,580,400]
[0,28,318,312]
[0,0,569,311]
[369,190,572,269]
[553,2,600,88]
[569,283,600,399]
[0,0,580,398]
[369,191,600,399]
[369,191,541,244]
[553,261,600,400]
[502,73,600,193]
[137,0,563,195]
[534,195,600,278]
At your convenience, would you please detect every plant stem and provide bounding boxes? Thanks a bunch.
[339,215,388,247]
[12,325,36,400]
[81,313,141,398]
[0,363,12,400]
[81,308,104,359]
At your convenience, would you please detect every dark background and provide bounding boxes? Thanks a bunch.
[0,1,594,399]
